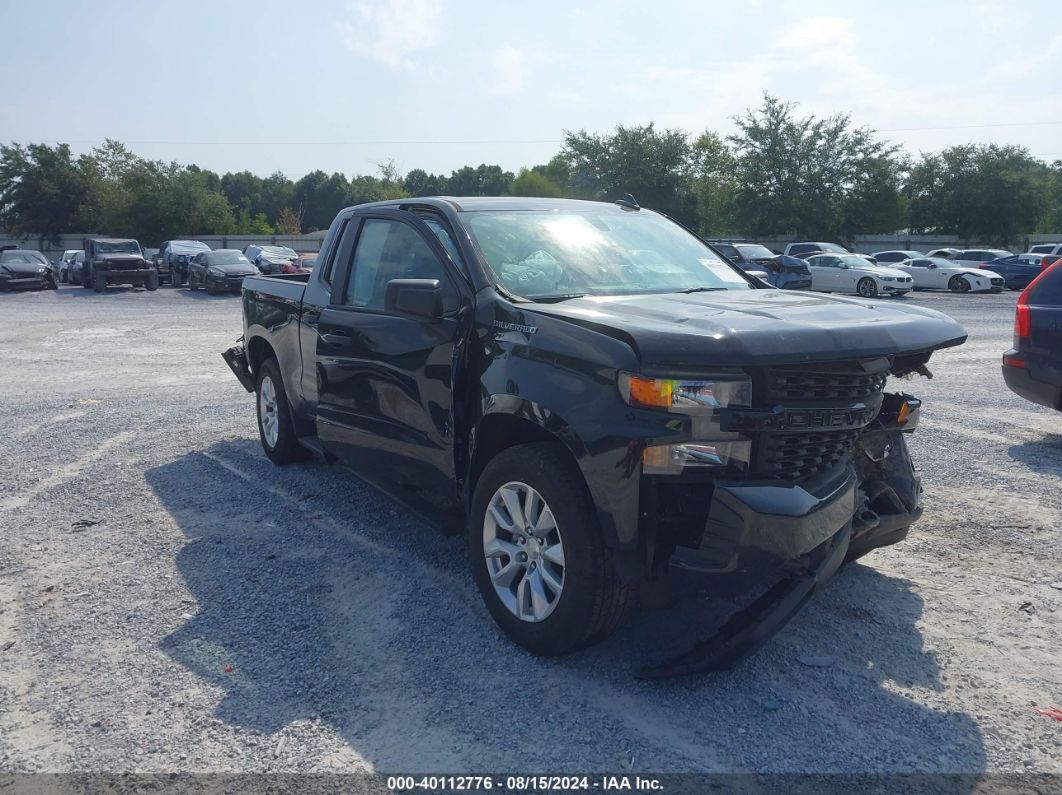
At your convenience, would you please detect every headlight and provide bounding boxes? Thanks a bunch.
[618,373,751,412]
[618,372,753,474]
[208,267,225,277]
[880,276,895,282]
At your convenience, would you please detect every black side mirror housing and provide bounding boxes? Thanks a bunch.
[385,278,445,318]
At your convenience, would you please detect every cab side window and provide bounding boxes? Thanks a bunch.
[343,219,448,310]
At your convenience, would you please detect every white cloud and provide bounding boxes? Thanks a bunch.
[489,46,532,96]
[337,0,444,71]
[778,15,856,48]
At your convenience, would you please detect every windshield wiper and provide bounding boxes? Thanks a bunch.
[674,286,729,294]
[533,293,586,303]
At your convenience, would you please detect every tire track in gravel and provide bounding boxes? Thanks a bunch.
[0,431,135,511]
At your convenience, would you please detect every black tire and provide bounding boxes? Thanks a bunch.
[145,271,158,291]
[81,269,92,288]
[93,271,107,292]
[188,271,198,290]
[205,281,217,296]
[857,277,878,298]
[468,442,633,657]
[949,275,970,293]
[255,358,304,465]
[46,275,58,291]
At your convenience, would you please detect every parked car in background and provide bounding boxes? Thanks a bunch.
[752,254,813,290]
[784,241,851,258]
[243,245,298,274]
[82,238,157,292]
[281,252,317,274]
[187,249,259,294]
[872,250,925,264]
[0,249,57,291]
[156,240,211,286]
[951,248,1012,269]
[1027,243,1062,256]
[67,251,86,284]
[805,253,912,297]
[143,247,159,263]
[1003,260,1062,411]
[926,248,962,259]
[57,250,80,283]
[981,255,1049,290]
[893,257,1004,293]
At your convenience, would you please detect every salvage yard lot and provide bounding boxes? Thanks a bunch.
[0,286,1059,775]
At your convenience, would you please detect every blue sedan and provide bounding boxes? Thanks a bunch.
[981,255,1044,290]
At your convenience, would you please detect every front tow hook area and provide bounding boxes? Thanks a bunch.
[635,525,852,680]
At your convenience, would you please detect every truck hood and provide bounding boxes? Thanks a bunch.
[95,254,144,263]
[523,288,967,368]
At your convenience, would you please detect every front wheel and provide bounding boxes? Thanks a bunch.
[468,442,633,657]
[857,277,878,298]
[255,358,304,465]
[93,272,107,292]
[949,275,971,293]
[145,271,158,291]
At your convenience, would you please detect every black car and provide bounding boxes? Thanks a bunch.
[981,256,1045,290]
[0,249,58,291]
[187,249,259,294]
[222,196,967,678]
[1003,260,1062,411]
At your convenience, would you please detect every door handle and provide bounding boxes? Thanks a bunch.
[321,332,350,346]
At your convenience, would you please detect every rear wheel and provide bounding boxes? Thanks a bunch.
[468,442,633,656]
[949,275,971,293]
[255,358,304,465]
[145,271,158,291]
[857,278,878,298]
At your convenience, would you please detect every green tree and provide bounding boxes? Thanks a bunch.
[446,164,514,196]
[905,144,1050,244]
[687,131,735,235]
[561,123,695,223]
[292,170,351,231]
[727,94,901,240]
[0,142,96,241]
[509,168,563,197]
[403,168,448,196]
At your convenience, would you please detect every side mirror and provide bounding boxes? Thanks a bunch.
[840,264,849,269]
[928,264,937,269]
[385,278,445,318]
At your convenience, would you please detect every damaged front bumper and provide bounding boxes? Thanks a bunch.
[640,394,924,679]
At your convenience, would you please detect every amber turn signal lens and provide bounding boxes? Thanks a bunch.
[897,401,911,425]
[626,375,672,409]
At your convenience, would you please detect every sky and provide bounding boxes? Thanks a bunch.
[2,0,1060,180]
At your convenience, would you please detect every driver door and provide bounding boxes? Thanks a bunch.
[315,209,470,515]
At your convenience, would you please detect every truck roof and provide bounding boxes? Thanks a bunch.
[349,196,648,214]
[86,237,139,244]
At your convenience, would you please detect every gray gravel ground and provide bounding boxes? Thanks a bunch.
[0,284,1059,777]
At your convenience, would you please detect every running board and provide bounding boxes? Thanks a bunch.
[635,526,852,680]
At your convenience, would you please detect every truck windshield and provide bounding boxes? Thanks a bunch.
[462,211,750,300]
[736,244,775,260]
[94,241,140,254]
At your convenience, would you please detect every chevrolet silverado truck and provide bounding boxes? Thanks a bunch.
[82,237,158,292]
[223,197,967,677]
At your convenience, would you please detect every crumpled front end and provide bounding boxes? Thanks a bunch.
[632,356,930,678]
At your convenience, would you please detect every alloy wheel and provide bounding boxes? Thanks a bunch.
[483,481,566,622]
[259,375,280,448]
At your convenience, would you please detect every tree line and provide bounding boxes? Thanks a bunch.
[1,95,1059,246]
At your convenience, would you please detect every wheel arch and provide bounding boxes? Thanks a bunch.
[466,407,588,510]
[246,334,278,377]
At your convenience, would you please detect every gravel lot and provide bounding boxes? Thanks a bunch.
[1,284,1059,777]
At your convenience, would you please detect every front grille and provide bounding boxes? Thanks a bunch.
[765,367,888,402]
[751,359,890,482]
[756,429,859,481]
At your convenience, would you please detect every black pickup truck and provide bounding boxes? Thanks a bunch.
[224,197,966,677]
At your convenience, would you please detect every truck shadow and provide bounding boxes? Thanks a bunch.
[146,441,985,776]
[1007,435,1062,477]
